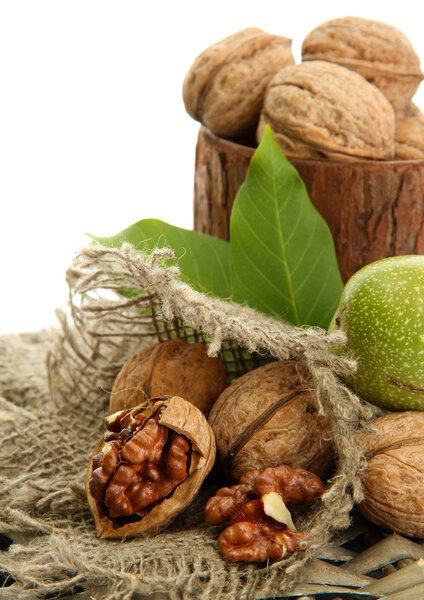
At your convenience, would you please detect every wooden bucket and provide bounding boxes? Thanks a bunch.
[193,126,424,283]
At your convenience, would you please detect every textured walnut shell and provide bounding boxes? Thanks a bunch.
[86,396,216,538]
[257,61,395,161]
[395,102,424,159]
[302,17,423,111]
[208,360,333,481]
[182,27,294,139]
[109,339,227,415]
[358,412,424,538]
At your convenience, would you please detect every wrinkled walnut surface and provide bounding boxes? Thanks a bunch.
[395,102,424,159]
[86,396,216,538]
[183,27,294,139]
[358,411,424,538]
[218,511,308,563]
[302,17,423,110]
[208,360,333,480]
[257,60,395,161]
[205,464,324,562]
[109,339,227,415]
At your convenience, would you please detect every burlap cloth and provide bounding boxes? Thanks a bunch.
[0,244,373,600]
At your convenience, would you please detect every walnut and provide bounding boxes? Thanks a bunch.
[86,396,216,538]
[395,102,424,159]
[257,60,395,161]
[302,17,423,111]
[208,360,334,481]
[358,412,424,538]
[182,27,294,140]
[109,339,227,415]
[205,464,325,562]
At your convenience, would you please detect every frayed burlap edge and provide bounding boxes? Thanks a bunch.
[0,242,374,600]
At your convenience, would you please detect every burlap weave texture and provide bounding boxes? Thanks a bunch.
[0,243,373,599]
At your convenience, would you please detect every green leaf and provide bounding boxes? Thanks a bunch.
[230,126,343,329]
[89,218,231,298]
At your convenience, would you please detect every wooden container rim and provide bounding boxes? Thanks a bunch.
[199,125,424,170]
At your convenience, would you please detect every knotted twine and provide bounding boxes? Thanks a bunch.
[0,242,373,600]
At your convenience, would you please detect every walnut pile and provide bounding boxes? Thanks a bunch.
[86,396,216,538]
[256,60,395,161]
[182,27,294,139]
[205,464,325,563]
[183,17,424,162]
[358,411,424,538]
[208,360,334,481]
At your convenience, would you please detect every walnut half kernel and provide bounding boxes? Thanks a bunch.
[205,464,325,563]
[86,396,216,538]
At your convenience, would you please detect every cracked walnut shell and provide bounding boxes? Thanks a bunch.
[302,17,423,111]
[358,412,424,538]
[182,27,294,139]
[109,339,227,415]
[208,360,333,481]
[257,60,395,161]
[86,396,216,538]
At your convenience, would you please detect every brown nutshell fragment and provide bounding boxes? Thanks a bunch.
[109,339,228,415]
[208,360,334,480]
[86,396,216,538]
[182,27,294,139]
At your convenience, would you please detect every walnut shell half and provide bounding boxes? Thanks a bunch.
[182,27,294,139]
[302,16,423,111]
[257,61,395,161]
[86,396,216,538]
[208,360,333,481]
[109,339,228,415]
[358,412,424,538]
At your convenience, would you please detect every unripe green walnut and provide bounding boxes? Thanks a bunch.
[329,255,424,411]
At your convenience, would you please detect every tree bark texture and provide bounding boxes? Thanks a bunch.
[193,126,424,283]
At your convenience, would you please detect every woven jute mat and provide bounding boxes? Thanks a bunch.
[0,244,374,600]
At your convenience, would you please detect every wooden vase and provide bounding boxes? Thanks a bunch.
[193,126,424,283]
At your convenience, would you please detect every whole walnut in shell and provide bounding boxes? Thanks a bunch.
[208,360,333,481]
[182,27,294,140]
[109,339,227,415]
[395,102,424,159]
[302,16,423,111]
[358,412,424,538]
[257,61,395,161]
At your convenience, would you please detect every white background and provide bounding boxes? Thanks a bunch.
[1,1,424,335]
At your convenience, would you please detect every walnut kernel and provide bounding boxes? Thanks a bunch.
[205,464,325,563]
[86,396,216,538]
